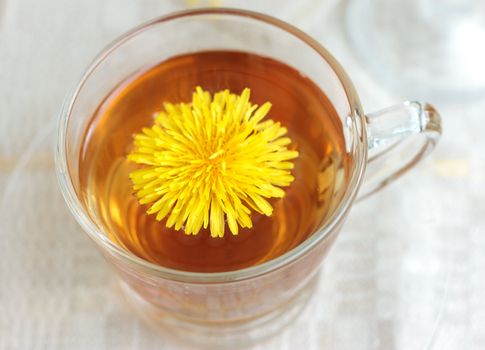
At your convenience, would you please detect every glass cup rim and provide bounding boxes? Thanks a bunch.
[55,7,367,283]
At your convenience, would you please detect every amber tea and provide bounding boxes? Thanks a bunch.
[79,50,350,272]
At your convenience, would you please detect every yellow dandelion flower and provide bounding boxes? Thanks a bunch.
[128,87,298,238]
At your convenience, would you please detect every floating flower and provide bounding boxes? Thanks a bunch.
[128,87,298,237]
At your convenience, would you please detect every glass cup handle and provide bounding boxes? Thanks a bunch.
[357,101,442,200]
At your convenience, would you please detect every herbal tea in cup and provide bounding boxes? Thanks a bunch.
[79,50,350,273]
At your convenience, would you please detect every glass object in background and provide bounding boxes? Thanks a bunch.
[346,0,485,101]
[56,9,441,348]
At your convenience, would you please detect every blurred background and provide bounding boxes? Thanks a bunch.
[1,0,484,349]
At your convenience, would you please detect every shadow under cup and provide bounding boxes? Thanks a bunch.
[56,9,365,343]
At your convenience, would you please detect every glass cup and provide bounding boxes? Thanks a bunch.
[346,0,485,102]
[55,8,442,347]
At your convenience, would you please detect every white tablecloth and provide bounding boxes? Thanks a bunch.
[1,0,484,349]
